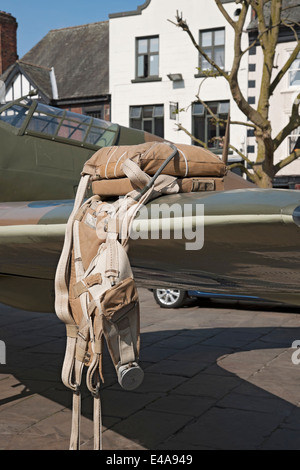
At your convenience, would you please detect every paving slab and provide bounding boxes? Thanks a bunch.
[0,288,300,450]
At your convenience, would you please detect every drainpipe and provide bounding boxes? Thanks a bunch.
[50,66,58,100]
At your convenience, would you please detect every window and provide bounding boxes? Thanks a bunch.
[84,105,104,120]
[130,104,164,137]
[192,101,230,151]
[289,52,300,87]
[199,28,225,72]
[85,110,102,120]
[136,36,159,79]
[169,102,178,121]
[288,126,300,154]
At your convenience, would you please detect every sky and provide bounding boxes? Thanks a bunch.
[0,0,144,58]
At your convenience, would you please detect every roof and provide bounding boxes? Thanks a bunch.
[18,61,53,99]
[0,63,14,83]
[0,60,54,103]
[248,0,300,31]
[20,21,109,101]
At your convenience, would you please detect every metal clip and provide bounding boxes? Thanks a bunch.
[91,383,101,398]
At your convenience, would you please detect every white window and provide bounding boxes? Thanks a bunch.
[289,53,300,87]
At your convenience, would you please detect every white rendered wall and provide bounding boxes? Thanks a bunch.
[109,0,250,158]
[270,41,300,176]
[5,73,32,102]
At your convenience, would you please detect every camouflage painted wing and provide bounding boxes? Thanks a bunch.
[1,188,300,313]
[0,200,71,312]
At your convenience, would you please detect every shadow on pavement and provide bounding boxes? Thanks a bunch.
[0,299,300,450]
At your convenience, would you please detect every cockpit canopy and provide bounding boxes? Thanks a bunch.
[0,98,119,148]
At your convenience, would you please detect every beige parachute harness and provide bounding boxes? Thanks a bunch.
[54,142,226,450]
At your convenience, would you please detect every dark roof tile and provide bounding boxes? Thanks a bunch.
[248,0,300,31]
[21,21,109,100]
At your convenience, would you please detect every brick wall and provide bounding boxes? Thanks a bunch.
[0,11,18,74]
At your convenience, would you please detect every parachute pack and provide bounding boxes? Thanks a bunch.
[54,141,226,450]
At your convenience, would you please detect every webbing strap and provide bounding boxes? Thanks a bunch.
[61,336,77,390]
[105,239,119,282]
[121,158,150,189]
[54,175,94,450]
[73,274,102,298]
[85,350,102,450]
[55,174,90,325]
[93,394,102,450]
[69,359,84,450]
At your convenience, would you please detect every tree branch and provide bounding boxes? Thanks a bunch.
[241,35,260,57]
[194,93,257,129]
[171,6,266,129]
[273,92,300,151]
[270,40,300,96]
[242,19,284,57]
[179,96,255,167]
[175,122,208,148]
[226,2,269,129]
[229,120,257,128]
[255,0,282,119]
[228,143,254,168]
[170,11,230,80]
[257,0,267,46]
[274,148,300,173]
[227,162,257,182]
[170,0,300,186]
[214,0,237,30]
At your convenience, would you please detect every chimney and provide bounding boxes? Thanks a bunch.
[0,11,18,75]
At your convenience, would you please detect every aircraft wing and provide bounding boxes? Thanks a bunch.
[0,200,71,312]
[1,189,300,313]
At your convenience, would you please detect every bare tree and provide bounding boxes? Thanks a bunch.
[171,0,300,188]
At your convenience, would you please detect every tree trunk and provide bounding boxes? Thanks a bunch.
[253,169,274,188]
[253,128,275,188]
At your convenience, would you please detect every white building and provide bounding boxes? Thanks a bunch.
[2,1,299,187]
[110,0,300,186]
[109,0,251,171]
[247,2,300,188]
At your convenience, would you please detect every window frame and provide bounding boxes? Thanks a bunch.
[83,105,104,120]
[197,27,225,76]
[0,97,119,148]
[288,52,300,88]
[288,125,300,154]
[133,35,161,82]
[192,100,230,152]
[129,104,164,138]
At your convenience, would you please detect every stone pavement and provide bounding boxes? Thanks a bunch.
[0,288,300,450]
